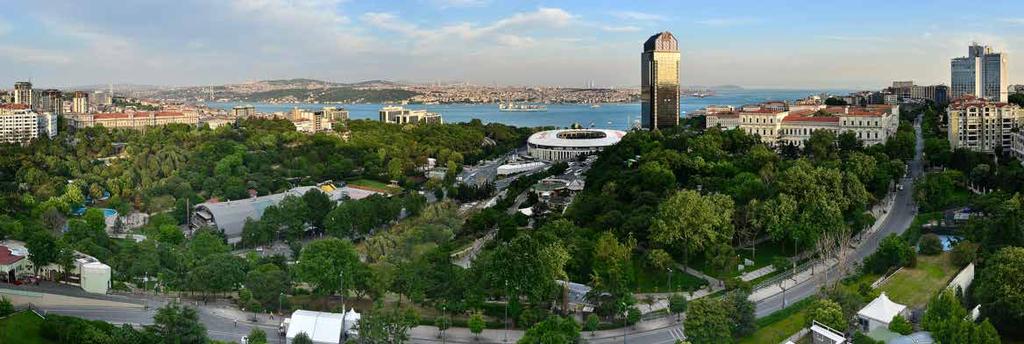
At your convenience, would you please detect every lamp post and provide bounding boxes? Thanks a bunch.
[503,280,509,342]
[622,302,627,344]
[441,305,447,344]
[667,268,673,291]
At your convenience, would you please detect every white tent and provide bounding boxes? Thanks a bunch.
[857,292,907,332]
[80,262,111,294]
[286,310,344,344]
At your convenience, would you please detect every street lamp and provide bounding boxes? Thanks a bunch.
[622,302,627,344]
[503,280,509,342]
[667,268,673,291]
[441,305,447,344]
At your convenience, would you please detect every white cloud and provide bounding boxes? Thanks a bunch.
[1000,18,1024,25]
[695,17,761,27]
[361,7,577,51]
[0,46,73,65]
[602,25,641,33]
[611,11,665,21]
[430,0,489,8]
[0,19,9,36]
[817,35,890,42]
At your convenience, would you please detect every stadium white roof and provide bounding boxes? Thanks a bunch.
[527,129,626,148]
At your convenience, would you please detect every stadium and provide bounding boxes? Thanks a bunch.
[527,128,627,161]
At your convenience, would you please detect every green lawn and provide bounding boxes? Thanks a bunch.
[346,179,402,194]
[738,298,815,344]
[632,260,708,293]
[879,252,959,307]
[738,240,791,272]
[0,311,51,344]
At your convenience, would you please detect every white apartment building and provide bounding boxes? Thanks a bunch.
[72,91,89,113]
[1010,131,1024,163]
[378,106,442,125]
[0,104,57,143]
[947,97,1024,154]
[707,104,899,147]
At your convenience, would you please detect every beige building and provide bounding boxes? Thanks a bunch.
[72,91,90,113]
[641,31,680,130]
[946,97,1024,154]
[378,106,442,124]
[1010,131,1024,162]
[707,104,898,147]
[13,82,33,107]
[231,105,256,118]
[68,111,199,130]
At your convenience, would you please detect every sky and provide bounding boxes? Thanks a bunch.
[1,0,1023,89]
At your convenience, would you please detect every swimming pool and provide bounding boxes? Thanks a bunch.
[102,208,117,217]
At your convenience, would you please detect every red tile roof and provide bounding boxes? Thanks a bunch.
[782,115,840,123]
[0,103,31,110]
[0,245,24,265]
[93,111,187,119]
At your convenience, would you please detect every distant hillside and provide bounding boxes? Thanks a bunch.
[242,87,419,103]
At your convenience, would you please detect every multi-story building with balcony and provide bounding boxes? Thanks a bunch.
[706,103,899,147]
[67,111,199,130]
[946,96,1024,154]
[0,103,56,143]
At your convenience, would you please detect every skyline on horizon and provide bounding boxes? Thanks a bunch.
[2,0,1023,89]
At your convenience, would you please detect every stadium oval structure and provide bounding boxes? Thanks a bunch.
[527,129,627,161]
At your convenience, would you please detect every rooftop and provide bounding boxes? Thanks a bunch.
[643,31,678,52]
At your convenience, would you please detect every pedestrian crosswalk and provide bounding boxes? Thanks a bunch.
[668,327,686,341]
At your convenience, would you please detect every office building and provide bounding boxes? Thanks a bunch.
[67,111,199,130]
[946,96,1024,154]
[706,103,899,147]
[951,43,1008,102]
[13,82,33,107]
[378,106,442,124]
[641,31,680,130]
[72,91,89,113]
[231,105,256,118]
[39,89,62,115]
[0,103,56,143]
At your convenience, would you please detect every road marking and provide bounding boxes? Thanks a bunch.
[668,327,685,340]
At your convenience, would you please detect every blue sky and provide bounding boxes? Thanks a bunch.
[1,0,1022,89]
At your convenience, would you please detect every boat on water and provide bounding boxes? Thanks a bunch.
[590,104,601,108]
[499,102,548,112]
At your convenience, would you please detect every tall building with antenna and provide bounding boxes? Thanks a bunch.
[640,31,680,130]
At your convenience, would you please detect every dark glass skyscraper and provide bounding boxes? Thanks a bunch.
[641,32,680,130]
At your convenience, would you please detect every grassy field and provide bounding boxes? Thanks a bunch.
[346,179,402,194]
[632,260,708,293]
[879,252,959,307]
[0,311,51,344]
[738,298,815,344]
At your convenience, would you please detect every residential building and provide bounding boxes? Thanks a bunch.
[322,106,349,122]
[706,103,898,147]
[0,103,56,143]
[67,111,199,130]
[231,104,256,118]
[378,106,442,124]
[1010,131,1024,162]
[951,43,1008,102]
[947,96,1024,153]
[72,91,90,113]
[890,81,949,104]
[90,90,113,106]
[640,31,680,130]
[13,81,33,107]
[39,89,62,115]
[1011,84,1024,94]
[0,240,110,294]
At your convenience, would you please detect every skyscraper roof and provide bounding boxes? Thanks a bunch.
[643,31,678,52]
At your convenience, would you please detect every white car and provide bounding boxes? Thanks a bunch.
[240,336,248,344]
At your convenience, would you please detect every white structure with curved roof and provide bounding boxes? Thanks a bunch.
[527,129,626,161]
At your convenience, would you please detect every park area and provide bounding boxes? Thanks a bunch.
[738,298,815,344]
[346,179,402,194]
[0,311,49,344]
[878,251,960,307]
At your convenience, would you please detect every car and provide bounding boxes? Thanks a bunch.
[240,336,248,344]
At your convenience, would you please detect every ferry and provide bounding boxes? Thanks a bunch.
[499,102,547,112]
[590,104,601,109]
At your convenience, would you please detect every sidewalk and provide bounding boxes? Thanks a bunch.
[409,315,680,343]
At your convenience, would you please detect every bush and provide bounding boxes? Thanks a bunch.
[852,332,883,344]
[918,234,943,255]
[0,296,13,317]
[772,256,791,271]
[888,314,913,335]
[863,234,916,274]
[951,241,978,267]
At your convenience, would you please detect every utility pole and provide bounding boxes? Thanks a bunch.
[503,280,509,342]
[622,302,628,344]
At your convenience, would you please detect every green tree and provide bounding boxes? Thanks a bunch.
[245,264,290,311]
[294,238,362,296]
[27,231,59,274]
[888,314,913,335]
[301,189,334,230]
[468,311,485,340]
[292,332,313,344]
[918,234,943,255]
[807,298,845,331]
[668,294,688,321]
[189,253,246,296]
[0,296,13,317]
[646,248,674,271]
[147,302,207,344]
[357,306,413,344]
[246,327,268,344]
[974,246,1024,333]
[517,316,580,344]
[684,298,732,344]
[950,241,978,267]
[584,314,600,336]
[727,289,756,337]
[863,234,916,274]
[486,234,568,304]
[187,229,229,262]
[650,190,734,265]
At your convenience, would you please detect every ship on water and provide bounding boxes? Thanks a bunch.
[498,102,548,112]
